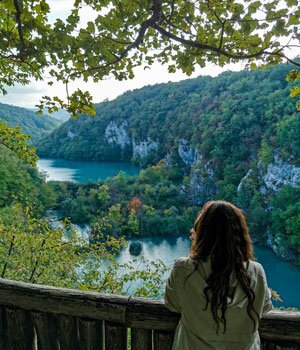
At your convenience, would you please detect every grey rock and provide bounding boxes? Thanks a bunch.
[129,242,142,256]
[263,156,300,191]
[178,139,201,166]
[105,121,131,148]
[132,138,159,159]
[237,169,254,193]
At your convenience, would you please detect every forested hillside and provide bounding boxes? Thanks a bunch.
[0,103,61,142]
[38,63,298,166]
[37,63,300,264]
[0,144,56,217]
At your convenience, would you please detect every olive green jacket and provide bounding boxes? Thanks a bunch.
[164,257,272,350]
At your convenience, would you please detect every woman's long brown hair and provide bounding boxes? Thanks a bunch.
[190,200,259,333]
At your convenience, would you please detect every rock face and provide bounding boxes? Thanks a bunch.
[105,121,131,148]
[67,126,76,139]
[266,233,293,260]
[176,141,215,205]
[237,157,300,195]
[237,169,254,193]
[187,167,215,205]
[178,139,201,166]
[262,156,300,191]
[132,138,159,159]
[235,156,299,262]
[179,157,215,205]
[262,157,300,261]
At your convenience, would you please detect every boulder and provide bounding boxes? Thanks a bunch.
[129,242,142,256]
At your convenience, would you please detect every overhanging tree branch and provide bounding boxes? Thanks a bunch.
[1,0,299,115]
[13,0,26,59]
[152,23,269,60]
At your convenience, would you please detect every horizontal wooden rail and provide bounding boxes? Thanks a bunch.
[0,278,129,323]
[0,278,299,349]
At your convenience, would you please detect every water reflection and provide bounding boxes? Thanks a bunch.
[38,159,78,181]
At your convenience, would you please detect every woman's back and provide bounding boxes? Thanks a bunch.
[165,256,272,349]
[164,201,273,349]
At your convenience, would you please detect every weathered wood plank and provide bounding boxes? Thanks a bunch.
[57,315,78,350]
[0,278,128,323]
[4,307,34,350]
[105,321,127,350]
[0,307,5,350]
[32,312,59,350]
[131,328,152,350]
[261,342,300,350]
[261,342,277,350]
[126,297,180,330]
[153,330,174,350]
[78,317,103,350]
[259,311,300,343]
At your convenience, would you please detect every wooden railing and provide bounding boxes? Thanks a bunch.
[0,278,299,349]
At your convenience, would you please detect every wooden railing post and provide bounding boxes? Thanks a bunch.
[32,312,59,350]
[131,328,152,350]
[4,307,34,350]
[78,318,104,350]
[57,315,79,350]
[153,329,175,350]
[105,322,127,350]
[0,307,5,350]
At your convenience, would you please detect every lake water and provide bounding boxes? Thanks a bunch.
[41,158,299,308]
[38,158,140,182]
[119,237,300,308]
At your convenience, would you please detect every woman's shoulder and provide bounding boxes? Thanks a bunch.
[173,256,190,268]
[247,260,267,278]
[173,256,196,274]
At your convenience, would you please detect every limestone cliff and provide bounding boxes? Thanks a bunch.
[105,121,131,148]
[262,156,300,192]
[132,138,159,160]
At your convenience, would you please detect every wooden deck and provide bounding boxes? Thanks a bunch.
[0,278,299,349]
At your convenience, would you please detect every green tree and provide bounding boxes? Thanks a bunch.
[0,142,56,215]
[126,209,140,236]
[1,0,299,115]
[286,69,300,110]
[0,122,38,166]
[276,114,300,162]
[270,186,300,263]
[0,204,167,296]
[259,139,274,164]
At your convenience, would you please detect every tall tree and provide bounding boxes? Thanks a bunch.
[0,0,299,115]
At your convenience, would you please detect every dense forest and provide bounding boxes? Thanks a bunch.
[36,63,300,265]
[37,63,298,167]
[0,103,61,142]
[0,144,56,215]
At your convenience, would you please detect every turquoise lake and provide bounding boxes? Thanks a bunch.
[39,158,300,308]
[38,158,140,182]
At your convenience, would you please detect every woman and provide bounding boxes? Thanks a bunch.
[164,200,272,350]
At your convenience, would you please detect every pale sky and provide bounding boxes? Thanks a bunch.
[0,1,298,109]
[0,62,245,109]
